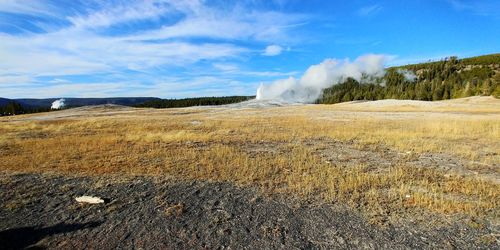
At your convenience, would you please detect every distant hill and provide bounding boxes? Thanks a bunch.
[135,96,255,109]
[14,97,160,109]
[0,98,11,106]
[0,97,160,116]
[0,99,46,116]
[318,53,500,104]
[0,96,254,116]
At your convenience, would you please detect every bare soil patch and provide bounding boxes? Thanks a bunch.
[310,138,500,183]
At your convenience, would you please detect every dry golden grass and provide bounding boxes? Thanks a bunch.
[0,97,499,220]
[164,203,185,217]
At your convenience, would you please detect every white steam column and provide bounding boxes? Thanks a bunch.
[255,54,388,103]
[51,98,66,109]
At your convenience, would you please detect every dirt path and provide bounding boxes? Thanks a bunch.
[0,172,497,249]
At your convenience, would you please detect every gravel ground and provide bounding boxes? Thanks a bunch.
[1,172,498,249]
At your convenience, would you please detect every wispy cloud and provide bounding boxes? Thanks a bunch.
[67,1,175,29]
[446,0,500,16]
[0,75,34,85]
[0,81,126,98]
[212,63,297,77]
[357,4,382,17]
[0,0,57,17]
[0,0,308,97]
[212,63,240,72]
[125,8,305,43]
[262,45,283,56]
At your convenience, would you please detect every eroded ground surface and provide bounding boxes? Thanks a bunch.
[310,138,500,184]
[0,172,498,249]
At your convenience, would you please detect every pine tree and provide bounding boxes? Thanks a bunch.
[482,79,492,95]
[463,81,472,97]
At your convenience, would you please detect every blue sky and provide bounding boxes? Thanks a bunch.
[0,0,499,98]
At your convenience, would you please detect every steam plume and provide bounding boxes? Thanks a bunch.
[51,98,66,109]
[396,69,417,82]
[256,54,388,103]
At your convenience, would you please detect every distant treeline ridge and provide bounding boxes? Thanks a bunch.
[0,101,50,116]
[134,96,255,108]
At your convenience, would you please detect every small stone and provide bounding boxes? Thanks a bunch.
[75,196,105,204]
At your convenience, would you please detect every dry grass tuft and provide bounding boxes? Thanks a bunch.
[165,203,185,217]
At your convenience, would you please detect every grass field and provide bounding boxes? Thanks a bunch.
[1,96,499,222]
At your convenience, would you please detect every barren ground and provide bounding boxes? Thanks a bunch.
[0,96,499,249]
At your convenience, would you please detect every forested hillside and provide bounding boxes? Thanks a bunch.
[318,54,500,104]
[0,97,159,116]
[135,96,254,108]
[0,101,50,116]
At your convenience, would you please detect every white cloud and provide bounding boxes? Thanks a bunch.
[212,63,297,77]
[262,45,283,56]
[125,9,304,43]
[257,54,388,102]
[0,24,248,77]
[0,1,304,79]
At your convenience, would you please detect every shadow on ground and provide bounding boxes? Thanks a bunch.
[0,221,101,250]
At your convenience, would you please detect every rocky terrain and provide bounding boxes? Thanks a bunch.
[0,172,498,249]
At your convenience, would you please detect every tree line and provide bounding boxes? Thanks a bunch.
[134,96,254,108]
[0,101,50,116]
[317,54,500,104]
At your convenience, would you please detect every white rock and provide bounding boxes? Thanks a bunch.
[75,196,105,204]
[190,120,202,125]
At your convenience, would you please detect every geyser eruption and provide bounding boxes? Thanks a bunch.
[256,54,388,103]
[51,98,66,109]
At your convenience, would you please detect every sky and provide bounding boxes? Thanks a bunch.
[0,0,499,98]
